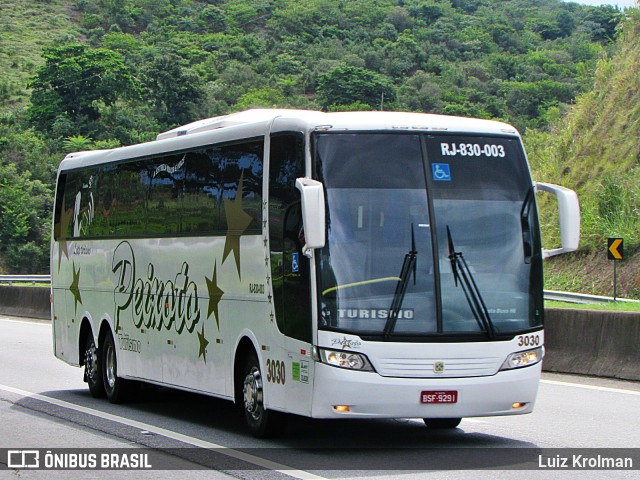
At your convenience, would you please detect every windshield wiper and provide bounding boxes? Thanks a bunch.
[446,226,496,339]
[383,224,417,340]
[520,187,535,264]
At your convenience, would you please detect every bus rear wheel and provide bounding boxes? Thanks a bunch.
[423,418,462,429]
[101,331,133,403]
[84,334,105,398]
[242,353,286,438]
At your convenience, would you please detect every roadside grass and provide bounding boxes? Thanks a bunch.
[545,300,640,312]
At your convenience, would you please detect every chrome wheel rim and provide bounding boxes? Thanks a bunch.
[243,366,263,421]
[105,343,116,389]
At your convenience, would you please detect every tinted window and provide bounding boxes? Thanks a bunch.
[269,133,311,342]
[54,139,264,239]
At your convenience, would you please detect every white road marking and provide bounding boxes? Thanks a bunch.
[0,383,325,480]
[0,316,51,325]
[541,379,640,397]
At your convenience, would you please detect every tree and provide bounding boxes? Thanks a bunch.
[584,5,622,43]
[63,135,94,152]
[139,52,206,126]
[317,65,395,110]
[234,88,285,110]
[28,44,140,134]
[198,5,228,33]
[499,79,574,128]
[396,70,443,112]
[0,163,51,273]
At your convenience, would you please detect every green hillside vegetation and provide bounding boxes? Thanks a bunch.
[0,0,633,276]
[528,9,640,298]
[15,0,622,133]
[0,0,81,112]
[0,0,83,273]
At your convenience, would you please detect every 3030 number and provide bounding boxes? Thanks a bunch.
[517,334,541,347]
[266,359,286,385]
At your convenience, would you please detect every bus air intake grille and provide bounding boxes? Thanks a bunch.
[375,356,502,378]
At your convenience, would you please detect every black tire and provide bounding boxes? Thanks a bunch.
[242,353,286,438]
[101,331,133,403]
[423,418,462,429]
[83,334,106,398]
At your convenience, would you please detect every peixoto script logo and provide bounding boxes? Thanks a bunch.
[111,241,200,335]
[57,167,256,365]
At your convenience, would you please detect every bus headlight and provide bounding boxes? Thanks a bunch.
[317,348,374,372]
[500,347,543,371]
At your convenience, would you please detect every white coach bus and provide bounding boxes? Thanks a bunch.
[51,109,579,436]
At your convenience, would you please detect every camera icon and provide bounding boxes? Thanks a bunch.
[7,450,40,469]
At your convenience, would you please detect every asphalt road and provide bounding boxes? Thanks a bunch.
[1,315,639,479]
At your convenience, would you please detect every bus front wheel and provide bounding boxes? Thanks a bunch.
[423,418,462,429]
[242,353,286,437]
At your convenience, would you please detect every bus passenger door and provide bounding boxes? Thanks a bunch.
[281,202,314,416]
[268,132,314,416]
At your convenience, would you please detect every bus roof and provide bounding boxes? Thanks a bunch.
[155,109,519,140]
[59,109,520,171]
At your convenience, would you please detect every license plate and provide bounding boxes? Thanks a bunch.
[420,390,458,404]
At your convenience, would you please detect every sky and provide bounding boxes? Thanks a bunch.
[564,0,637,7]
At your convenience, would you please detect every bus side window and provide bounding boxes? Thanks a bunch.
[269,133,311,343]
[53,173,67,241]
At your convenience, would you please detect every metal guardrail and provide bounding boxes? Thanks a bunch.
[544,290,640,304]
[0,275,51,285]
[0,276,638,304]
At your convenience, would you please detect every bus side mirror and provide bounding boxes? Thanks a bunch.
[295,178,326,258]
[535,182,580,258]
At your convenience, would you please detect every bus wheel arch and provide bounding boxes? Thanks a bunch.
[233,337,256,406]
[233,337,286,438]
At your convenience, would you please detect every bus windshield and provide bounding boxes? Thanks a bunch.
[314,132,543,340]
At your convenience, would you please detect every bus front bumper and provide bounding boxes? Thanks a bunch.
[310,362,541,419]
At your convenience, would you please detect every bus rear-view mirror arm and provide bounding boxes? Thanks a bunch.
[295,178,326,258]
[535,182,580,259]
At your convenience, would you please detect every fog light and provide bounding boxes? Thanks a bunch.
[334,405,351,413]
[512,402,527,409]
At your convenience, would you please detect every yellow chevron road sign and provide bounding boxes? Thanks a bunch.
[607,238,623,260]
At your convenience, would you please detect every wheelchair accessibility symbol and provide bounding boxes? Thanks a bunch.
[432,163,451,182]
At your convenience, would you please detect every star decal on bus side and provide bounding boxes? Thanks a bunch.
[70,262,82,313]
[205,260,224,330]
[197,325,209,364]
[57,198,74,271]
[222,171,252,280]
